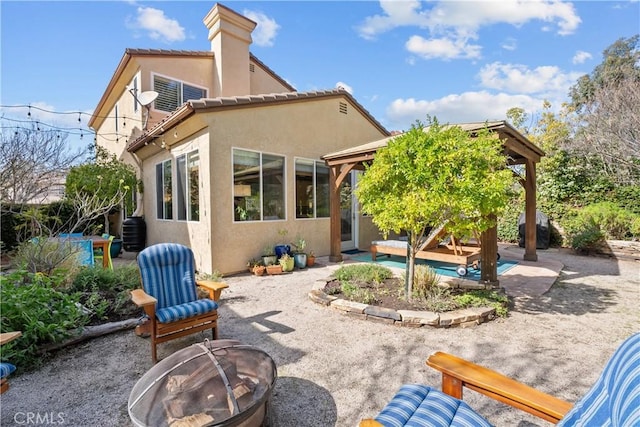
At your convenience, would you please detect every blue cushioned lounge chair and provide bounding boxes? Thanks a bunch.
[131,243,228,363]
[361,333,639,426]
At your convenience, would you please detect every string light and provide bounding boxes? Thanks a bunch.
[0,104,144,123]
[0,104,157,146]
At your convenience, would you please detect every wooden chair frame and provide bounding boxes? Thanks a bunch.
[131,280,228,363]
[360,351,572,427]
[0,331,22,394]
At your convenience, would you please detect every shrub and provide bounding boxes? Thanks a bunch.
[10,239,82,277]
[410,265,440,300]
[0,271,89,369]
[562,202,639,250]
[332,264,393,285]
[68,264,141,324]
[497,194,524,243]
[453,290,509,317]
[340,282,377,305]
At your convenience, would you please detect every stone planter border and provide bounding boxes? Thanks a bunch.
[308,278,498,328]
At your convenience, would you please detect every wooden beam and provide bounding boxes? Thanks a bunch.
[480,219,499,285]
[329,165,343,262]
[524,159,538,261]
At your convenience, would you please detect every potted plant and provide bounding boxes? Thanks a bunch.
[274,228,291,259]
[279,253,295,272]
[291,234,307,269]
[266,263,283,275]
[262,244,277,266]
[247,258,260,273]
[306,250,316,267]
[253,264,266,276]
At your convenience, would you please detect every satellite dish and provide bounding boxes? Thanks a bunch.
[137,91,158,106]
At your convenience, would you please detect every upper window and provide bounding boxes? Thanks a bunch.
[156,160,173,220]
[233,149,285,222]
[295,159,330,218]
[177,150,200,221]
[153,75,207,112]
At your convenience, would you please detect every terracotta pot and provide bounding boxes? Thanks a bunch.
[266,264,283,275]
[306,256,316,267]
[253,266,266,276]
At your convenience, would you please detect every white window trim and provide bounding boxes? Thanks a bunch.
[151,72,208,113]
[176,149,200,223]
[156,159,173,221]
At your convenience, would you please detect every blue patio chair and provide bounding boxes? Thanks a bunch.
[131,243,229,363]
[70,239,94,267]
[360,333,640,427]
[59,232,84,239]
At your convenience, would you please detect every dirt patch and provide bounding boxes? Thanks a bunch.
[324,277,431,311]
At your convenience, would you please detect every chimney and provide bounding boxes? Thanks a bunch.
[203,3,257,97]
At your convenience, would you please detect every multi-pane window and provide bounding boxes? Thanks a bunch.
[153,75,206,112]
[155,160,173,220]
[177,150,200,221]
[295,159,330,218]
[233,149,285,222]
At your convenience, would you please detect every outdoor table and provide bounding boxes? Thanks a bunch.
[87,236,111,268]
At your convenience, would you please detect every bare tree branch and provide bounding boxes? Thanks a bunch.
[0,126,89,206]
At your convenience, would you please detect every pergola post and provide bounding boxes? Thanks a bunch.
[329,165,343,262]
[524,159,538,261]
[480,216,499,286]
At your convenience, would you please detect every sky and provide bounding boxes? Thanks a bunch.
[1,0,639,153]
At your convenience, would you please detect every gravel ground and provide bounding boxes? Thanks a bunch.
[1,245,638,427]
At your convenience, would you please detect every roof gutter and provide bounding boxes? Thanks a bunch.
[127,103,195,152]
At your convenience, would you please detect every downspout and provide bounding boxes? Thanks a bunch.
[130,151,144,218]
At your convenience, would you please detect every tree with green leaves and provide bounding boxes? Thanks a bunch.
[355,119,516,299]
[64,146,138,236]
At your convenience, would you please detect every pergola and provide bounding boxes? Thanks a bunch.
[322,120,545,285]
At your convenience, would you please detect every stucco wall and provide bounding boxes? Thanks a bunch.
[140,129,214,272]
[139,95,387,274]
[249,61,292,95]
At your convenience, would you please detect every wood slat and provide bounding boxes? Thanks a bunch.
[427,352,572,423]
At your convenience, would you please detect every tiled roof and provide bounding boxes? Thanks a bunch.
[124,48,214,57]
[323,120,544,163]
[128,88,389,151]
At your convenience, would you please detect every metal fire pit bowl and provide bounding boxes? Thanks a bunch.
[128,340,277,427]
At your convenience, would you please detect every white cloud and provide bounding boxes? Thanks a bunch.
[572,50,593,64]
[385,91,543,130]
[356,0,430,40]
[128,7,185,43]
[406,35,482,60]
[501,37,517,51]
[357,0,581,60]
[359,0,581,37]
[478,62,583,95]
[335,82,354,94]
[243,10,280,47]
